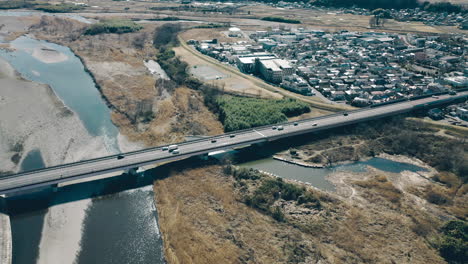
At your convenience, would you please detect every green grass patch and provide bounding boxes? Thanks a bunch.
[434,220,468,263]
[216,96,310,132]
[34,3,84,13]
[261,16,301,24]
[84,19,143,35]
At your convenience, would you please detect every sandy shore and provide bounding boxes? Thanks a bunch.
[32,45,68,64]
[0,57,111,173]
[37,199,91,264]
[0,56,115,264]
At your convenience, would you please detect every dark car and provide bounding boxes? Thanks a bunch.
[211,139,217,143]
[117,155,124,160]
[343,112,349,116]
[230,134,236,138]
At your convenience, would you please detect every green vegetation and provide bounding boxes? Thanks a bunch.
[0,0,30,9]
[233,169,321,221]
[194,23,228,29]
[34,3,84,13]
[84,19,143,35]
[228,167,321,221]
[261,16,301,24]
[320,118,468,181]
[434,220,468,264]
[216,96,310,132]
[311,0,466,12]
[153,23,182,49]
[422,2,466,14]
[313,0,418,9]
[148,16,181,21]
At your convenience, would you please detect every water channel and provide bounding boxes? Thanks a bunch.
[241,157,427,191]
[0,35,164,263]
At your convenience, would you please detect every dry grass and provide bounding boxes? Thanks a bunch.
[30,17,224,146]
[154,164,447,264]
[153,166,318,264]
[354,175,403,205]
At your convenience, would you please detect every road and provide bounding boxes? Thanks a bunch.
[0,92,466,195]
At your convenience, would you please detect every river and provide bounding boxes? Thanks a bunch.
[0,35,165,264]
[241,157,427,191]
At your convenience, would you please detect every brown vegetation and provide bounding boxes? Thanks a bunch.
[154,164,447,264]
[29,16,223,145]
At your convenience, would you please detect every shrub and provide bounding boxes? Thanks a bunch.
[425,187,450,205]
[84,19,143,35]
[436,220,468,263]
[272,206,285,222]
[261,17,301,24]
[153,23,182,49]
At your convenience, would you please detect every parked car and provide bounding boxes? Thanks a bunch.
[117,155,124,160]
[211,139,217,143]
[230,134,236,138]
[162,146,168,151]
[272,126,277,130]
[277,126,284,130]
[172,149,180,154]
[343,112,349,116]
[293,122,298,126]
[312,123,318,126]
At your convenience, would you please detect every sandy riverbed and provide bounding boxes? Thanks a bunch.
[0,56,113,264]
[32,45,69,64]
[0,57,110,173]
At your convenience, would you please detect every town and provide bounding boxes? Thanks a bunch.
[191,26,467,123]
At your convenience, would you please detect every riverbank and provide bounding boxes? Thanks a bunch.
[0,55,111,263]
[29,16,224,146]
[0,57,111,174]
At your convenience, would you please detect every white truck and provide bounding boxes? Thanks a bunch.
[168,145,178,152]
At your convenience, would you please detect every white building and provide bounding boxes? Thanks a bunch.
[228,27,242,37]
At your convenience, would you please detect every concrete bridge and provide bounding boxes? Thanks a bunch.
[0,91,466,196]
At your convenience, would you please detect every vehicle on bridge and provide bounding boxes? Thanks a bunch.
[168,145,178,152]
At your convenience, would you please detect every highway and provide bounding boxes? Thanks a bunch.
[1,92,466,195]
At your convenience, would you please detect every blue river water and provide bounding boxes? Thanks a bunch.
[241,157,427,191]
[1,36,164,264]
[0,36,119,152]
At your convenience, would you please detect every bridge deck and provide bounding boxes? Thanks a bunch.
[1,92,466,195]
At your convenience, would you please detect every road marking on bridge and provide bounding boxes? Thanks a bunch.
[254,129,266,137]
